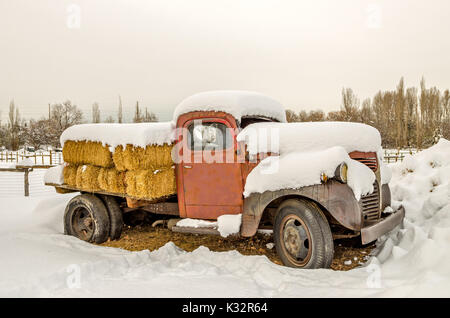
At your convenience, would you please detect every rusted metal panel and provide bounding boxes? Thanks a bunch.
[126,197,148,208]
[185,205,241,220]
[361,206,404,244]
[349,151,378,172]
[176,111,244,220]
[172,225,220,236]
[241,180,362,237]
[141,202,179,216]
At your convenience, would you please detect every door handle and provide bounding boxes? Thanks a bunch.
[184,165,192,169]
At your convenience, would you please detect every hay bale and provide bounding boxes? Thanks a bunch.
[75,165,101,191]
[63,140,114,168]
[63,165,78,186]
[125,168,176,200]
[98,167,126,194]
[113,144,174,171]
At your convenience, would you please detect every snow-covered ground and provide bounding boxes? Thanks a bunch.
[0,140,449,297]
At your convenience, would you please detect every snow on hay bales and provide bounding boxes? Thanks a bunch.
[59,122,177,200]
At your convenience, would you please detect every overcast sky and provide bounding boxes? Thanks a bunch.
[1,0,449,123]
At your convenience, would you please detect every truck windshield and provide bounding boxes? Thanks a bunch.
[240,116,276,128]
[187,121,233,151]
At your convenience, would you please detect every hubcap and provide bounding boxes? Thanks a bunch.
[72,207,94,241]
[280,215,312,266]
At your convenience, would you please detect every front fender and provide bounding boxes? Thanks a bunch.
[241,180,362,237]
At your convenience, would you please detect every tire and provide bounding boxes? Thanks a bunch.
[99,195,123,240]
[274,199,334,269]
[306,201,334,268]
[64,194,110,243]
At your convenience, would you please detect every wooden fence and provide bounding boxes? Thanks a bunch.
[0,151,63,165]
[0,165,54,197]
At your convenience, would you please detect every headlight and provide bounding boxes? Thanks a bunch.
[334,162,348,183]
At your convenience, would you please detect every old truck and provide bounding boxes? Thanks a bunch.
[45,91,405,269]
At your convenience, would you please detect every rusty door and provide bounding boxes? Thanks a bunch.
[179,116,243,219]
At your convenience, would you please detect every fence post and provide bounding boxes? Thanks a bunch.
[50,150,52,165]
[24,168,30,197]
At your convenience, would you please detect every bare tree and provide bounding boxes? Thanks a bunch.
[118,95,123,123]
[104,115,115,123]
[92,102,101,123]
[143,107,158,122]
[8,100,22,150]
[341,88,360,121]
[25,119,52,150]
[49,100,83,147]
[133,101,143,123]
[285,109,299,122]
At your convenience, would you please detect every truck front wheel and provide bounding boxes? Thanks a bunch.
[274,199,334,269]
[64,194,110,243]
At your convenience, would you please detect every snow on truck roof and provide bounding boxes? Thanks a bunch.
[173,90,287,123]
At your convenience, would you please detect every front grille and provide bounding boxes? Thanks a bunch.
[349,152,378,172]
[361,181,380,223]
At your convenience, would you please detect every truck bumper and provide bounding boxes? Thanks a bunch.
[361,206,405,245]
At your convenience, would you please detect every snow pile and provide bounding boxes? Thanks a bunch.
[176,218,216,228]
[176,214,242,238]
[217,214,242,238]
[60,122,176,148]
[368,138,450,295]
[173,91,287,123]
[237,121,381,156]
[43,165,65,185]
[243,146,375,200]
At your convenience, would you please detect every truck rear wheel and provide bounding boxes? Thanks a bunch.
[274,199,334,269]
[64,194,110,244]
[99,195,123,240]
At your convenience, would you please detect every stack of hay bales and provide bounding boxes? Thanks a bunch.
[62,141,176,201]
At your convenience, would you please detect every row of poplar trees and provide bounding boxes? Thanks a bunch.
[286,77,450,149]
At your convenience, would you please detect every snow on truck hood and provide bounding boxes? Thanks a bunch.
[238,122,382,199]
[243,146,376,200]
[173,90,287,123]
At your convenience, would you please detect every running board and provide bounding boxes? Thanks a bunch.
[171,225,220,236]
